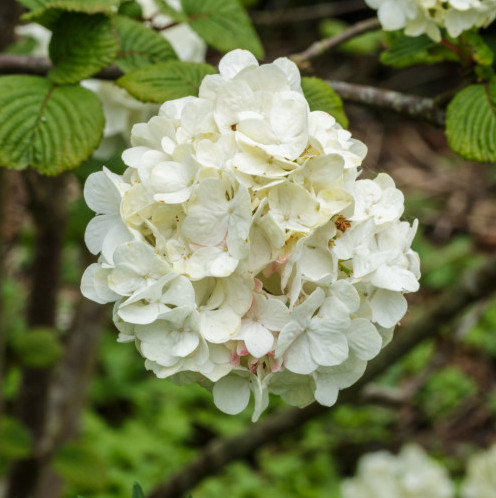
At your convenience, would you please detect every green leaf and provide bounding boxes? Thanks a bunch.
[381,31,456,68]
[181,0,264,58]
[117,60,216,102]
[20,0,61,29]
[53,442,107,492]
[24,0,120,19]
[48,13,120,84]
[18,0,47,8]
[0,76,105,175]
[446,80,496,162]
[154,0,188,21]
[302,77,348,129]
[461,30,494,66]
[0,417,32,460]
[13,327,63,368]
[113,15,178,73]
[118,0,143,19]
[132,482,145,498]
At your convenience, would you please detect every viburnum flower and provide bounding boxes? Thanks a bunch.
[365,0,496,41]
[341,445,454,498]
[461,444,496,498]
[82,49,420,421]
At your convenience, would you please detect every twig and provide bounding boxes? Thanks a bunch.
[0,55,446,127]
[251,0,367,25]
[0,54,123,80]
[291,17,381,66]
[147,251,496,498]
[328,80,446,127]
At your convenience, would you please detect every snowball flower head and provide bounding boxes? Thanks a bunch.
[82,49,420,421]
[341,444,454,498]
[461,444,496,498]
[365,0,496,41]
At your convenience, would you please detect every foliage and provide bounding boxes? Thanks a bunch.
[0,76,104,174]
[181,0,264,58]
[117,61,216,102]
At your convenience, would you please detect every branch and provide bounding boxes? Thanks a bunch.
[251,0,367,25]
[290,18,381,67]
[328,80,446,127]
[0,54,123,80]
[147,252,496,498]
[0,0,23,426]
[0,55,445,127]
[6,171,69,498]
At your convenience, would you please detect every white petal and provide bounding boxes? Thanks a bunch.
[84,169,122,214]
[309,323,349,367]
[284,335,318,374]
[346,318,382,360]
[218,49,259,79]
[81,263,118,304]
[313,373,339,406]
[118,302,168,324]
[84,214,120,255]
[213,374,251,415]
[200,308,240,343]
[370,289,407,328]
[240,320,274,358]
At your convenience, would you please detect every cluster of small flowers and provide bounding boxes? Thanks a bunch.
[82,49,420,420]
[461,443,496,498]
[341,445,454,498]
[365,0,496,40]
[15,0,206,158]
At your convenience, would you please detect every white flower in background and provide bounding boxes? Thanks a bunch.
[341,444,454,498]
[14,23,51,56]
[82,49,420,421]
[15,0,206,158]
[365,0,496,41]
[461,444,496,498]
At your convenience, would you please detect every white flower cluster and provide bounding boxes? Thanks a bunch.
[341,445,454,498]
[461,444,496,498]
[82,49,420,421]
[365,0,496,40]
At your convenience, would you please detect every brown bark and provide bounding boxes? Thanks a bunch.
[0,0,23,432]
[6,171,69,498]
[0,0,22,51]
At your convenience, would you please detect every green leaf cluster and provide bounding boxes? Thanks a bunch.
[1,0,266,175]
